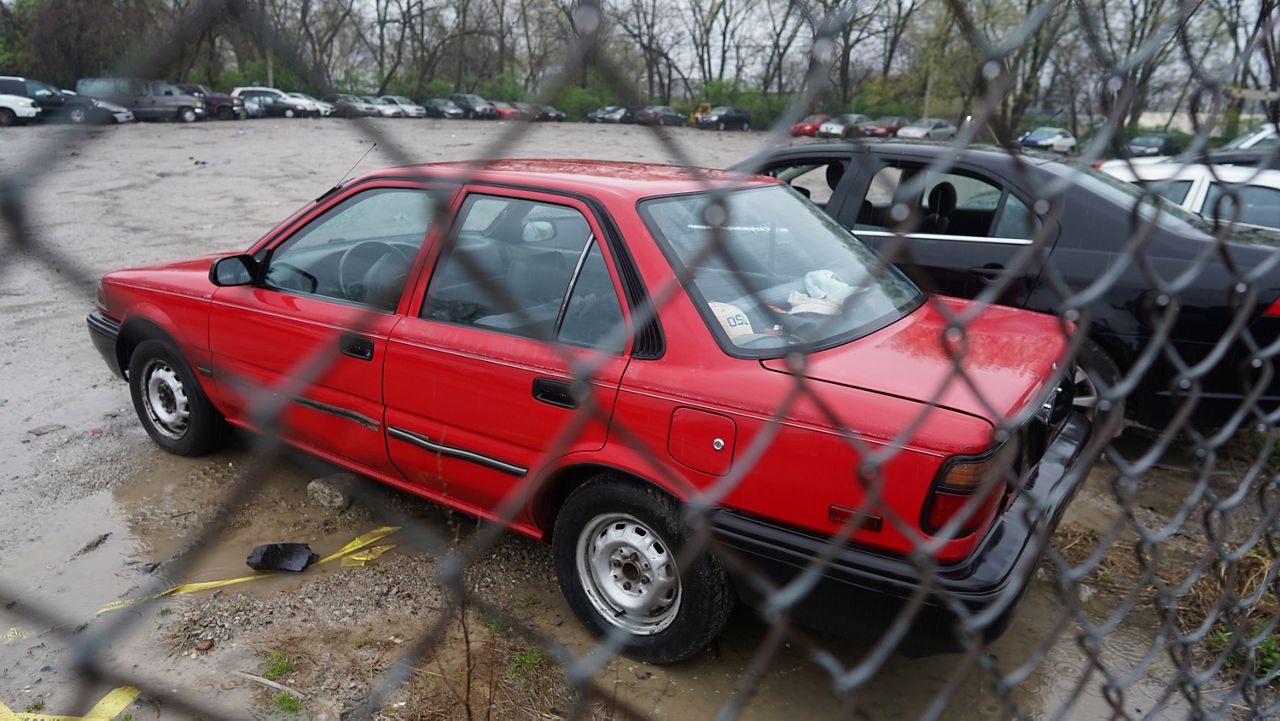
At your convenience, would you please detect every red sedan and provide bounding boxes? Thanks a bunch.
[88,160,1091,662]
[789,113,830,136]
[489,101,523,120]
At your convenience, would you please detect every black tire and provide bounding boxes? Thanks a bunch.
[1075,339,1125,437]
[216,105,235,121]
[128,339,229,456]
[178,107,197,123]
[0,109,15,127]
[553,476,735,664]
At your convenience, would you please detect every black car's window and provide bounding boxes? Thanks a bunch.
[854,164,1038,240]
[0,79,22,95]
[1204,183,1280,229]
[765,161,847,206]
[264,188,440,311]
[1142,179,1194,205]
[25,80,56,97]
[423,195,624,351]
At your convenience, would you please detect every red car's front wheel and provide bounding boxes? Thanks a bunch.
[128,339,229,456]
[553,476,735,664]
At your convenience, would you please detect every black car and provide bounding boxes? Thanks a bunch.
[737,142,1280,430]
[1123,133,1182,157]
[587,105,636,123]
[635,105,685,127]
[536,104,566,122]
[449,93,498,119]
[176,84,244,120]
[0,75,110,124]
[697,106,750,131]
[422,98,464,118]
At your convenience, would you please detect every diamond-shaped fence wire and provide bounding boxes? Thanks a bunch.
[3,0,1280,718]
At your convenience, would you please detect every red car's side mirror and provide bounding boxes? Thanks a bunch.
[209,254,258,287]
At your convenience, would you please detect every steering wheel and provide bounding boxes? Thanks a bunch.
[337,241,411,302]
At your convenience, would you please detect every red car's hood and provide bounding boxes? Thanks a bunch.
[106,253,230,297]
[762,297,1069,427]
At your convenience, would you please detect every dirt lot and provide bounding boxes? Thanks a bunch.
[0,118,1252,719]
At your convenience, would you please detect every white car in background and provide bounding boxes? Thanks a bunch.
[289,92,334,117]
[230,86,314,117]
[0,93,41,126]
[381,95,427,118]
[896,117,957,140]
[1019,126,1077,154]
[1102,161,1280,231]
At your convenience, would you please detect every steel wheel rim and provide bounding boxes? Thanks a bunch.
[70,108,86,123]
[142,359,190,440]
[576,512,681,636]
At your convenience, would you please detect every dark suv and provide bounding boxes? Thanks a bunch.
[75,78,206,122]
[176,84,244,120]
[0,76,118,124]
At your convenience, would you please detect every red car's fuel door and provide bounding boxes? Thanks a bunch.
[384,188,632,520]
[209,183,444,478]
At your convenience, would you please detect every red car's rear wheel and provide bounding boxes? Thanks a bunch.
[553,475,735,664]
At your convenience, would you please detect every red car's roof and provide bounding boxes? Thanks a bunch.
[366,159,777,202]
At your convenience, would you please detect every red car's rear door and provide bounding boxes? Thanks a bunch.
[209,183,444,478]
[383,187,632,523]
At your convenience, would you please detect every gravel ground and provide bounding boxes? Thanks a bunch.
[0,118,1209,720]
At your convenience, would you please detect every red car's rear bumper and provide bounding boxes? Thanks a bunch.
[711,408,1091,655]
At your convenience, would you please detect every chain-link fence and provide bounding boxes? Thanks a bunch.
[4,0,1280,718]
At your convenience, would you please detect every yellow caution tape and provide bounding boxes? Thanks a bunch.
[96,527,399,615]
[340,544,396,567]
[0,685,139,720]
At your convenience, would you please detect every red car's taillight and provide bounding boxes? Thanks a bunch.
[923,449,1012,538]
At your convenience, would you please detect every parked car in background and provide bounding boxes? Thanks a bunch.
[854,116,911,138]
[1222,124,1277,150]
[231,87,311,117]
[1019,127,1076,154]
[489,101,523,120]
[789,113,830,136]
[739,141,1280,430]
[1123,133,1181,158]
[816,113,871,138]
[362,96,405,117]
[0,92,40,126]
[696,106,750,131]
[533,104,565,122]
[242,96,265,118]
[88,158,1091,662]
[382,95,426,118]
[1100,162,1280,231]
[587,105,635,123]
[896,118,957,140]
[0,76,104,124]
[60,90,134,124]
[587,105,623,123]
[423,98,464,119]
[324,94,377,118]
[76,78,205,122]
[635,105,684,126]
[290,92,335,117]
[177,84,244,120]
[449,93,498,119]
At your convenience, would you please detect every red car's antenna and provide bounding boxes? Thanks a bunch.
[316,142,377,202]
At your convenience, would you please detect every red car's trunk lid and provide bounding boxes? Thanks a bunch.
[761,297,1068,427]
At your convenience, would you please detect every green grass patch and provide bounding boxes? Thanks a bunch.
[1209,624,1280,680]
[261,650,296,681]
[24,700,44,712]
[507,649,544,680]
[232,518,252,529]
[272,692,302,714]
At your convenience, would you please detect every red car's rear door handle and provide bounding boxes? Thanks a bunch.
[340,333,374,361]
[532,377,578,409]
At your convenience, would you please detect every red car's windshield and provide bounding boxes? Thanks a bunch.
[639,185,923,357]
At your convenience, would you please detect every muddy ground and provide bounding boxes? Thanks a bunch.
[0,119,1265,719]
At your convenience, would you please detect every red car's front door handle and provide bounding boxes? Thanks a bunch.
[532,377,578,409]
[340,333,374,361]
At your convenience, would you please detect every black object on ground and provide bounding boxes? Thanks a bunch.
[246,543,320,572]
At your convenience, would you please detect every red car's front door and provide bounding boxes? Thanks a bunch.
[383,189,633,524]
[209,184,443,478]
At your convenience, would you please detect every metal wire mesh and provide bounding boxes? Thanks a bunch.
[4,0,1280,718]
